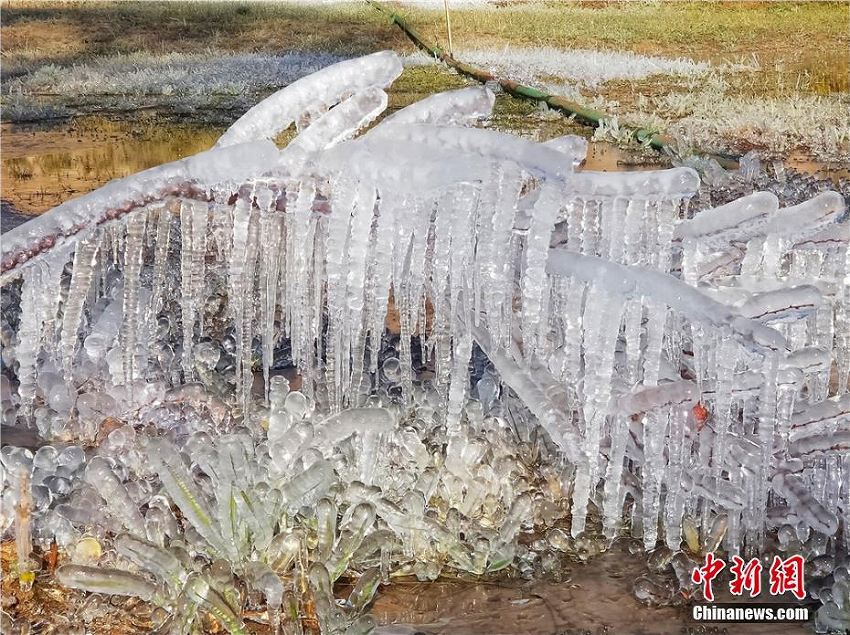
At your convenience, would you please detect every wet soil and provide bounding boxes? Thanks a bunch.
[2,538,809,635]
[372,542,808,635]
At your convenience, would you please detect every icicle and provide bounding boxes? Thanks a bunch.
[324,176,358,412]
[345,182,379,398]
[121,211,146,386]
[60,237,100,380]
[521,182,562,357]
[148,203,172,322]
[751,353,779,550]
[179,201,195,376]
[15,266,40,420]
[259,190,283,403]
[446,329,473,432]
[286,179,316,368]
[623,298,644,386]
[664,405,688,551]
[190,200,209,335]
[602,415,629,540]
[571,285,624,537]
[642,408,669,549]
[229,189,260,413]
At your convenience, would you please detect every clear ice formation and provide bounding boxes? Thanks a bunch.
[1,51,849,633]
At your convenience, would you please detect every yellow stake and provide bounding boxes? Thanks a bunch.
[443,0,454,56]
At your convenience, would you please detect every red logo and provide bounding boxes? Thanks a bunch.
[692,554,806,601]
[769,555,805,600]
[691,552,725,601]
[729,556,763,597]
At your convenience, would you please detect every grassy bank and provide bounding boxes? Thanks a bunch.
[2,1,846,79]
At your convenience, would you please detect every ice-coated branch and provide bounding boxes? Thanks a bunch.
[367,123,583,180]
[379,86,495,126]
[567,167,700,201]
[283,87,389,161]
[545,249,786,352]
[470,321,581,461]
[216,51,403,148]
[1,141,279,279]
[674,192,780,246]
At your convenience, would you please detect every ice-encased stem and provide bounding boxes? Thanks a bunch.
[57,565,160,601]
[147,438,232,559]
[84,456,146,537]
[14,470,34,590]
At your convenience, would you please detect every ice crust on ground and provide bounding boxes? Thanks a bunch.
[2,51,849,634]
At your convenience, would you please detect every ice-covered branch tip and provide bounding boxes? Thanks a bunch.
[378,86,495,127]
[282,86,389,161]
[545,249,787,352]
[674,191,846,249]
[1,141,279,279]
[216,51,403,148]
[367,123,586,181]
[566,167,700,200]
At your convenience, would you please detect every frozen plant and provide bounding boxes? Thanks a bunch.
[1,51,849,633]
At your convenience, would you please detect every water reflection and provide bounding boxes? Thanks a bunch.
[2,114,845,222]
[1,116,224,214]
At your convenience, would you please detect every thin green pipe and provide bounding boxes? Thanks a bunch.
[367,0,739,167]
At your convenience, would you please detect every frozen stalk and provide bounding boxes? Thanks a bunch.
[57,565,161,601]
[85,457,146,537]
[15,470,34,591]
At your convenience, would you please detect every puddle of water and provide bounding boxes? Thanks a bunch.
[582,142,669,172]
[786,154,850,183]
[2,113,844,224]
[1,116,224,214]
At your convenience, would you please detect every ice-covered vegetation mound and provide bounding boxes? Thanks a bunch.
[11,51,348,98]
[455,46,710,88]
[1,50,849,633]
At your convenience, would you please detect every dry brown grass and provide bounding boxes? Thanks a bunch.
[0,1,408,77]
[2,1,847,75]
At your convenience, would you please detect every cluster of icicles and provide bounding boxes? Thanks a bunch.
[1,51,849,633]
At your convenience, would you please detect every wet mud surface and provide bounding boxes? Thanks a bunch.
[371,542,807,635]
